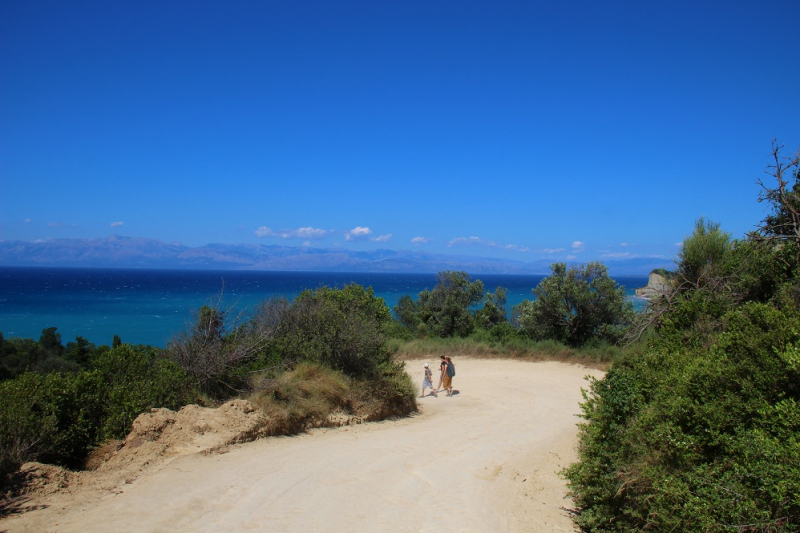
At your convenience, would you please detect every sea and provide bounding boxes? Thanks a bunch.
[0,267,649,348]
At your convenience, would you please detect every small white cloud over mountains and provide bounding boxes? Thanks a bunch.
[411,237,431,245]
[254,225,388,243]
[448,236,529,252]
[344,226,372,241]
[110,221,124,227]
[255,226,332,239]
[448,236,497,247]
[602,252,631,258]
[503,244,531,252]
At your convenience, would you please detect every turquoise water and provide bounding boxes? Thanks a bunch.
[0,267,648,347]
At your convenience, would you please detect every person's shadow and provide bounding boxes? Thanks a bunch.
[450,390,460,396]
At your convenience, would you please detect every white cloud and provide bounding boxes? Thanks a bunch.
[110,221,124,228]
[571,241,585,251]
[344,226,372,241]
[448,236,498,247]
[602,252,631,258]
[504,244,531,252]
[566,254,577,260]
[448,236,530,252]
[255,226,332,239]
[296,227,331,239]
[620,242,629,247]
[539,247,565,254]
[24,218,31,223]
[370,234,392,243]
[411,237,432,245]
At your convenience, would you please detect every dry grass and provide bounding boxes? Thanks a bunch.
[247,363,351,434]
[247,362,416,435]
[389,337,617,370]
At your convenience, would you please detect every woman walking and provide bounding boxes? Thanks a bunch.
[437,355,447,392]
[443,356,454,396]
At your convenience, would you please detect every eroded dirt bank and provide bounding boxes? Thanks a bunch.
[1,359,602,533]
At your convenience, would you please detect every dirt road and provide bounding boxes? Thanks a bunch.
[2,359,601,533]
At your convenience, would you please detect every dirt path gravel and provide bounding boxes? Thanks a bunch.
[1,359,602,533]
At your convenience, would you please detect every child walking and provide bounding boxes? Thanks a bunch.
[421,363,437,398]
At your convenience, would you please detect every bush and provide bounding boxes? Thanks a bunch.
[565,303,800,532]
[167,302,272,398]
[249,363,351,432]
[677,217,732,288]
[0,373,59,480]
[90,345,194,440]
[268,284,394,378]
[248,360,416,432]
[0,344,194,484]
[514,262,634,347]
[0,371,105,477]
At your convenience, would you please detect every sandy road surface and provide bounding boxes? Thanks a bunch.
[2,359,601,533]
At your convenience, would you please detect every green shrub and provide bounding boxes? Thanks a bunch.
[91,344,194,440]
[0,344,194,484]
[565,303,800,532]
[0,373,58,480]
[676,217,732,288]
[0,371,105,478]
[369,360,417,416]
[268,284,394,379]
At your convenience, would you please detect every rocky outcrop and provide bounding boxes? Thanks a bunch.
[635,270,674,298]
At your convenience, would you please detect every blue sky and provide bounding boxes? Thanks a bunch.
[2,0,798,265]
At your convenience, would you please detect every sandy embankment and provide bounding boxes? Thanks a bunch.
[1,359,602,533]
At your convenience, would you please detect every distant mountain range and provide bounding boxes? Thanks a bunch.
[0,235,673,275]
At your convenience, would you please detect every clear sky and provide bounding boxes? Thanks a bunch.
[1,0,798,264]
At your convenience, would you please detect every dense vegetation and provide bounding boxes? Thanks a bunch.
[0,342,192,481]
[565,143,800,532]
[0,284,417,486]
[392,267,634,350]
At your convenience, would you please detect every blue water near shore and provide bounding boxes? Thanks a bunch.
[0,267,649,347]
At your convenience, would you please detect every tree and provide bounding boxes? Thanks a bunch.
[514,262,633,346]
[474,286,508,329]
[758,140,800,266]
[65,336,95,367]
[38,327,64,358]
[394,295,421,330]
[676,217,732,289]
[414,271,485,337]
